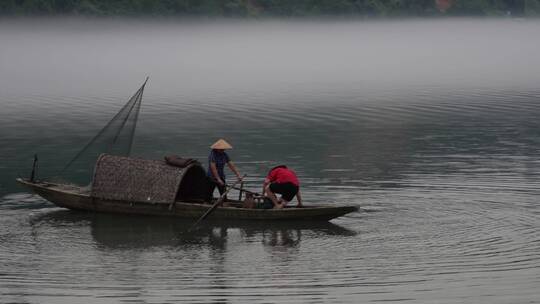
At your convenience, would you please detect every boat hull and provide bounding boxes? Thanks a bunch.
[16,179,358,221]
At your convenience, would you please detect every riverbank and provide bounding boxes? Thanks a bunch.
[1,0,538,18]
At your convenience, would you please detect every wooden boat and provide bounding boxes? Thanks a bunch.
[15,80,358,221]
[16,154,358,221]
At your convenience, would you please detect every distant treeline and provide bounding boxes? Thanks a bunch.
[1,0,539,17]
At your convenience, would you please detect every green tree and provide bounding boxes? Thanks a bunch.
[0,0,16,15]
[0,0,536,17]
[525,0,540,15]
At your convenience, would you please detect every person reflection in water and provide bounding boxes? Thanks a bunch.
[206,139,242,202]
[262,165,303,209]
[263,229,301,250]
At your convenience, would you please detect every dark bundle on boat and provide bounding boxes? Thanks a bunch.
[164,155,199,168]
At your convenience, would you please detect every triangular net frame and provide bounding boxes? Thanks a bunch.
[55,78,148,185]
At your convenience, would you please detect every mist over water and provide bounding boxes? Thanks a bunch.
[2,18,540,94]
[1,18,539,303]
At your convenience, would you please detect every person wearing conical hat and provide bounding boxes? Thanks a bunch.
[206,139,242,201]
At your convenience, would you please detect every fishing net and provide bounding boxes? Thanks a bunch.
[55,78,148,185]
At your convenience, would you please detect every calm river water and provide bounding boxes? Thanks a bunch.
[1,18,539,303]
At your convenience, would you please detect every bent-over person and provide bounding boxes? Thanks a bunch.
[262,165,302,209]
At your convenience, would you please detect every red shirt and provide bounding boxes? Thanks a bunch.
[267,167,300,186]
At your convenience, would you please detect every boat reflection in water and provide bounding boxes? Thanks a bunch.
[30,209,356,250]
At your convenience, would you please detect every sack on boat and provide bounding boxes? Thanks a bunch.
[242,192,256,209]
[164,155,198,168]
[255,197,274,209]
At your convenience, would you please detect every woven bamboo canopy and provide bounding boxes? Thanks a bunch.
[91,154,207,204]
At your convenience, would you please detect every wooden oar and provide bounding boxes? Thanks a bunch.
[189,174,246,231]
[230,185,262,197]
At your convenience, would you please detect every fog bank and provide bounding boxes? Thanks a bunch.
[1,18,540,97]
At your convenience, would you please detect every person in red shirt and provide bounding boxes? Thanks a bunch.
[262,165,303,209]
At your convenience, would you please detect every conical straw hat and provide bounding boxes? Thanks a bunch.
[210,139,233,150]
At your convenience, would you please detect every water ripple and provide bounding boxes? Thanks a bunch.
[2,24,540,302]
